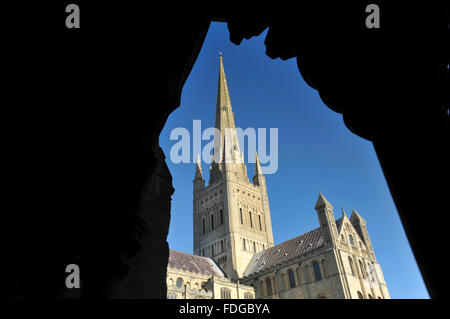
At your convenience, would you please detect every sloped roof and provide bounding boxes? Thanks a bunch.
[243,227,324,278]
[168,249,226,278]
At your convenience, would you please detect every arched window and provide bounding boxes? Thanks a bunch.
[341,234,345,241]
[176,277,183,288]
[304,265,311,282]
[258,215,262,231]
[296,268,303,285]
[273,276,278,293]
[211,214,214,230]
[349,234,354,245]
[240,208,243,224]
[220,288,231,299]
[221,240,224,252]
[357,291,364,299]
[260,280,265,297]
[321,259,328,278]
[249,211,253,227]
[359,241,362,248]
[220,209,223,224]
[281,273,287,290]
[202,218,205,235]
[348,256,355,276]
[243,238,246,251]
[288,269,296,288]
[313,261,322,281]
[265,277,273,296]
[368,294,373,299]
[253,241,256,252]
[359,260,366,278]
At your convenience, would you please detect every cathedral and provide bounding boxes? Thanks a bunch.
[166,55,390,299]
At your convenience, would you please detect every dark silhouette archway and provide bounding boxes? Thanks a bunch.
[1,2,448,299]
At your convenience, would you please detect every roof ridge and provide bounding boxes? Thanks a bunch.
[243,227,325,278]
[270,227,321,249]
[169,249,211,261]
[168,250,225,278]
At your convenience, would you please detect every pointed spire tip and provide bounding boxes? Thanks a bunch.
[315,192,333,209]
[254,151,263,176]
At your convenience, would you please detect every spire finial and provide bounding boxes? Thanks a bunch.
[315,191,333,209]
[219,51,223,62]
[195,153,203,179]
[254,151,263,176]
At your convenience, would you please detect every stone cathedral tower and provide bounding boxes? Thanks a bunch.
[193,55,274,280]
[167,55,389,299]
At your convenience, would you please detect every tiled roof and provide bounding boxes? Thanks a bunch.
[168,249,226,278]
[243,227,325,278]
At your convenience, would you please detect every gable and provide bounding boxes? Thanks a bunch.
[338,215,366,249]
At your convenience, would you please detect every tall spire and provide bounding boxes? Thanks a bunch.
[213,53,240,160]
[209,53,248,185]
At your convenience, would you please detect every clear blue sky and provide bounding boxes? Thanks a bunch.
[159,22,429,299]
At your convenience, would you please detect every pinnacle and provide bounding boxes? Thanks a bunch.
[315,192,333,209]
